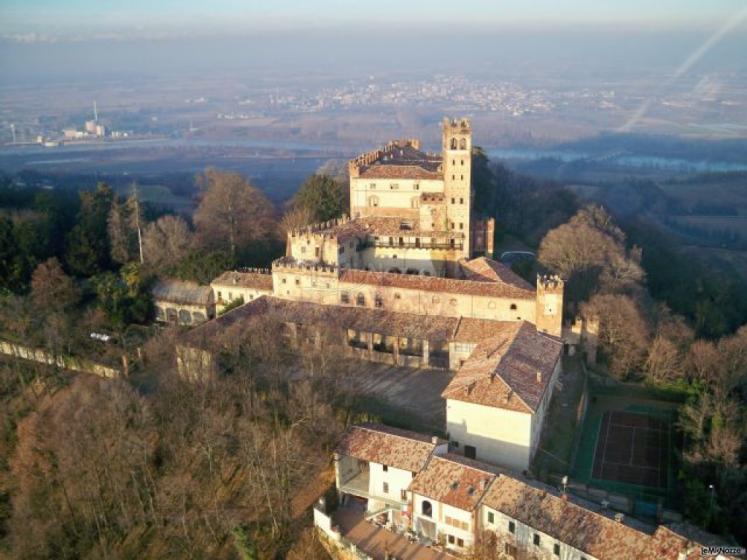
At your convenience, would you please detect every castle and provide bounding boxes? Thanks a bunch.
[172,117,566,472]
[162,119,734,558]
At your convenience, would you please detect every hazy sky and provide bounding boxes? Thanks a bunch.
[3,0,747,38]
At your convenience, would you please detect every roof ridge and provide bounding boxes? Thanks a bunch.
[438,453,499,476]
[359,424,436,445]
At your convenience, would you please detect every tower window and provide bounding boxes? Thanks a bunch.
[459,223,464,230]
[452,175,455,180]
[459,138,467,149]
[461,159,464,165]
[460,197,464,204]
[460,175,464,180]
[451,197,455,204]
[452,159,455,165]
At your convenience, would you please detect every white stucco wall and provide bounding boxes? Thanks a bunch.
[367,462,413,507]
[480,505,595,560]
[413,493,475,551]
[446,399,533,471]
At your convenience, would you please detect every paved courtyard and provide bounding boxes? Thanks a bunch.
[342,362,452,433]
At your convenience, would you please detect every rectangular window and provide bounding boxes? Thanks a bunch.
[487,511,494,524]
[457,538,464,547]
[295,279,300,286]
[382,464,388,472]
[414,183,420,190]
[340,293,350,304]
[509,521,515,534]
[554,543,560,556]
[504,543,517,557]
[533,534,540,546]
[383,482,389,494]
[451,197,455,204]
[460,197,464,204]
[459,222,464,230]
[217,291,222,300]
[448,535,455,544]
[400,489,407,501]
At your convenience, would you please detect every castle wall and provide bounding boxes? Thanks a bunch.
[272,264,340,305]
[350,177,444,218]
[335,280,537,323]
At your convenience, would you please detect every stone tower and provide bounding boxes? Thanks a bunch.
[442,117,472,259]
[535,274,564,337]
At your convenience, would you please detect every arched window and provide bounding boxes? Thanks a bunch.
[450,138,458,149]
[422,500,433,518]
[178,309,192,324]
[510,303,517,310]
[459,138,467,149]
[368,195,379,207]
[356,293,365,306]
[192,312,206,323]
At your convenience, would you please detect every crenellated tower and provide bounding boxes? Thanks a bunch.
[535,274,564,337]
[442,117,472,258]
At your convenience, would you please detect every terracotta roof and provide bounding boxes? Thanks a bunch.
[410,454,497,512]
[336,424,444,472]
[211,270,273,291]
[442,322,563,414]
[339,269,535,300]
[460,257,534,291]
[359,165,442,180]
[181,297,529,357]
[357,144,443,180]
[152,279,213,306]
[482,474,737,560]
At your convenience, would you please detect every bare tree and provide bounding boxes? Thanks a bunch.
[194,168,276,258]
[142,214,193,271]
[30,257,79,312]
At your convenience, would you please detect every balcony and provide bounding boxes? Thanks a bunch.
[339,470,407,509]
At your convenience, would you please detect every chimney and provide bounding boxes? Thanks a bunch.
[614,512,625,523]
[536,370,542,384]
[431,436,439,445]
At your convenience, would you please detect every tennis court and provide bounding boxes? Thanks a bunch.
[591,411,670,489]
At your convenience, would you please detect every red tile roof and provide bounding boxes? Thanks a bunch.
[339,269,535,300]
[442,322,563,413]
[211,270,273,291]
[336,424,444,473]
[410,454,498,512]
[482,474,738,560]
[460,257,534,291]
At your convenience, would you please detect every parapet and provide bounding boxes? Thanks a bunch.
[272,256,340,276]
[442,116,471,131]
[288,215,353,238]
[348,138,422,176]
[537,274,564,292]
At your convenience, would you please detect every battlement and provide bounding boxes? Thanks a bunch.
[537,274,564,292]
[442,117,471,132]
[272,256,340,276]
[348,138,429,177]
[236,267,271,275]
[288,215,353,238]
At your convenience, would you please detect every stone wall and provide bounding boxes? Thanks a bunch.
[0,340,121,378]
